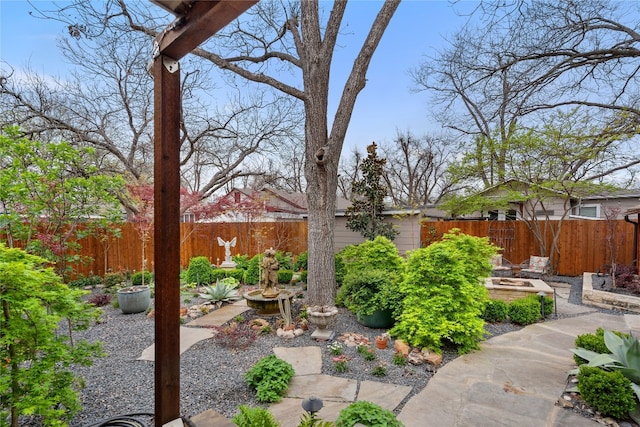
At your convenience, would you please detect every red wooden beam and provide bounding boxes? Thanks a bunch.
[151,1,257,425]
[156,0,258,61]
[153,55,182,426]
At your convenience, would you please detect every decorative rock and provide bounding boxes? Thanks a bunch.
[250,318,270,330]
[394,339,410,356]
[147,309,155,319]
[337,332,370,347]
[294,328,304,337]
[424,350,443,367]
[276,328,295,339]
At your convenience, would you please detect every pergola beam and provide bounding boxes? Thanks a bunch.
[155,0,257,61]
[151,1,257,425]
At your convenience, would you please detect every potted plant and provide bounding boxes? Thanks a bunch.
[339,269,402,328]
[336,236,405,328]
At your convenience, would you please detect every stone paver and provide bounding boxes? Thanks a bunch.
[273,346,323,375]
[138,326,214,361]
[186,300,251,327]
[286,374,358,402]
[269,398,349,427]
[189,409,235,427]
[357,380,412,411]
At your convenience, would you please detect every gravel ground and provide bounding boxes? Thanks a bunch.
[17,276,627,426]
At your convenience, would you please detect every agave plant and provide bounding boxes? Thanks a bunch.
[571,329,640,400]
[199,279,241,307]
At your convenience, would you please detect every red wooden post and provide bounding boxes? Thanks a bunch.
[153,54,181,426]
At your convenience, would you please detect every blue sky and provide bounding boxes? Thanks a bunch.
[0,0,472,154]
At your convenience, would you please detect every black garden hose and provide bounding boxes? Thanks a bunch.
[83,412,153,427]
[83,413,196,427]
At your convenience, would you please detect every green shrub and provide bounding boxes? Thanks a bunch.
[68,274,102,288]
[186,256,213,285]
[336,237,405,318]
[335,400,403,427]
[335,254,345,286]
[507,297,540,325]
[524,294,554,316]
[103,272,126,288]
[226,268,245,283]
[482,299,508,323]
[293,251,308,271]
[389,230,494,354]
[276,251,293,270]
[578,366,635,420]
[278,269,294,284]
[245,355,295,403]
[244,254,262,285]
[338,269,401,317]
[131,270,153,286]
[232,405,279,427]
[0,245,104,426]
[573,328,630,365]
[300,270,308,283]
[232,254,250,270]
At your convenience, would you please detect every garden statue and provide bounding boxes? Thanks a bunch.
[261,248,280,298]
[217,236,237,269]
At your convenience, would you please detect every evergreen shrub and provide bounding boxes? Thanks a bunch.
[482,299,508,323]
[578,366,635,419]
[131,270,153,286]
[507,297,540,325]
[389,229,495,354]
[573,328,630,365]
[186,256,212,285]
[278,269,294,284]
[244,254,262,285]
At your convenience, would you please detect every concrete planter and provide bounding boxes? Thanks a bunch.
[117,285,151,314]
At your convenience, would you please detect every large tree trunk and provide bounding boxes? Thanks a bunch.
[300,0,400,306]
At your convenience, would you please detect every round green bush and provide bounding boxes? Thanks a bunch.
[482,299,508,323]
[244,355,294,403]
[507,297,540,325]
[277,269,293,284]
[300,270,308,283]
[103,272,126,288]
[578,366,635,419]
[244,254,262,285]
[335,400,404,427]
[525,294,554,316]
[574,328,630,365]
[131,270,153,286]
[186,256,213,285]
[211,268,227,283]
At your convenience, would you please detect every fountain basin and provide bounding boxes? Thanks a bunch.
[484,277,553,303]
[244,289,295,315]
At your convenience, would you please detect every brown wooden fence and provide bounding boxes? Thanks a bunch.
[421,219,637,276]
[75,221,308,277]
[67,218,636,278]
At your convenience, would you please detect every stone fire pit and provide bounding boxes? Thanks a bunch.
[484,277,553,303]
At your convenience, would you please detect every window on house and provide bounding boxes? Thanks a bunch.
[505,209,517,220]
[488,210,499,220]
[535,209,554,217]
[572,204,600,218]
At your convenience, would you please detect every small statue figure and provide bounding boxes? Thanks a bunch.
[261,248,280,298]
[217,237,236,263]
